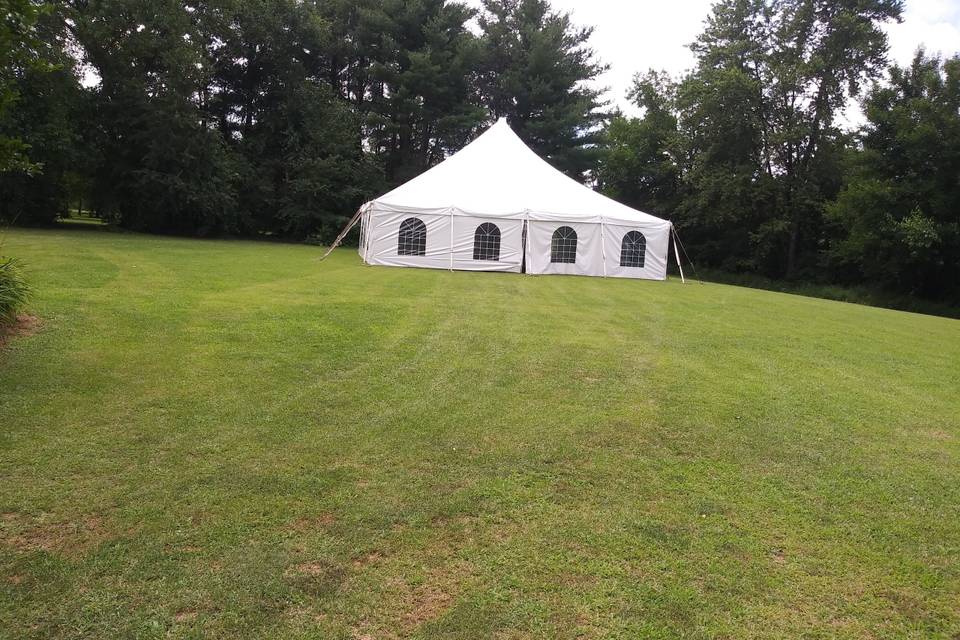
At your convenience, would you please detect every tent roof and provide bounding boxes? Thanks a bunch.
[369,118,670,227]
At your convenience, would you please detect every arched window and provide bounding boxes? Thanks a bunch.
[398,217,427,256]
[473,223,501,261]
[620,230,646,268]
[551,226,578,264]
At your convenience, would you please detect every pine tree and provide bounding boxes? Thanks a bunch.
[476,0,607,180]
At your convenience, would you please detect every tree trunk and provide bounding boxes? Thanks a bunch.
[786,214,800,279]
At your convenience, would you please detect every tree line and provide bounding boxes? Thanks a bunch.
[599,0,959,303]
[1,0,604,239]
[2,0,958,303]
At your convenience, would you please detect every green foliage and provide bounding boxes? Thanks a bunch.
[3,0,952,302]
[599,0,910,283]
[827,52,960,300]
[70,0,242,235]
[0,0,52,174]
[0,4,88,225]
[0,255,30,324]
[0,0,612,239]
[240,82,382,240]
[338,0,487,184]
[680,0,901,277]
[597,72,681,215]
[477,0,608,179]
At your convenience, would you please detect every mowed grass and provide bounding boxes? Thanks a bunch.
[1,227,959,639]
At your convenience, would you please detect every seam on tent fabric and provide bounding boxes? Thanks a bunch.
[523,210,531,275]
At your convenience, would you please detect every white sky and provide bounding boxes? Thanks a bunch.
[467,0,960,124]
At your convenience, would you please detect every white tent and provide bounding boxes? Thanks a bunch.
[350,118,675,280]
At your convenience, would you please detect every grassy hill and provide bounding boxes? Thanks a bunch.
[2,228,959,639]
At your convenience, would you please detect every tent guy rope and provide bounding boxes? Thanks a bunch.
[671,223,701,284]
[319,206,365,261]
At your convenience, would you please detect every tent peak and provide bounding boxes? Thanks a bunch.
[370,114,669,229]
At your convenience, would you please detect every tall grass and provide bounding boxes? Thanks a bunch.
[0,256,31,325]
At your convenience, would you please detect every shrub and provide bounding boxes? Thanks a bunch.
[0,257,31,325]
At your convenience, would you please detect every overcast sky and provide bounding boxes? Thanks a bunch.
[468,0,960,124]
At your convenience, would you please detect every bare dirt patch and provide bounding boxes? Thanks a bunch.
[1,514,109,557]
[174,610,198,623]
[287,559,346,597]
[399,560,474,632]
[402,582,454,629]
[286,605,328,625]
[881,589,932,624]
[288,513,337,532]
[292,562,332,577]
[0,314,41,348]
[352,551,383,569]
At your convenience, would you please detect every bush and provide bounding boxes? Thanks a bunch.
[0,257,31,325]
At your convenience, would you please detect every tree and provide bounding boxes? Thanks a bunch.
[761,0,901,277]
[201,0,382,238]
[238,81,381,240]
[827,52,960,300]
[476,0,607,180]
[359,0,486,184]
[596,71,681,217]
[0,0,51,174]
[606,0,899,277]
[69,0,245,234]
[0,0,93,224]
[0,63,87,225]
[0,2,87,224]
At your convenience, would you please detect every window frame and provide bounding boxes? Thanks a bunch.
[397,217,427,257]
[550,226,578,264]
[619,230,647,268]
[472,222,502,261]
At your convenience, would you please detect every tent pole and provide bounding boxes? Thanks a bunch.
[600,220,608,277]
[321,205,366,261]
[671,223,686,284]
[449,209,455,271]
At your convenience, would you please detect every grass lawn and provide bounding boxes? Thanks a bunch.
[1,227,959,639]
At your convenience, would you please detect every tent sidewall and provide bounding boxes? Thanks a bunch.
[602,221,670,280]
[525,220,603,277]
[363,209,524,273]
[362,208,670,280]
